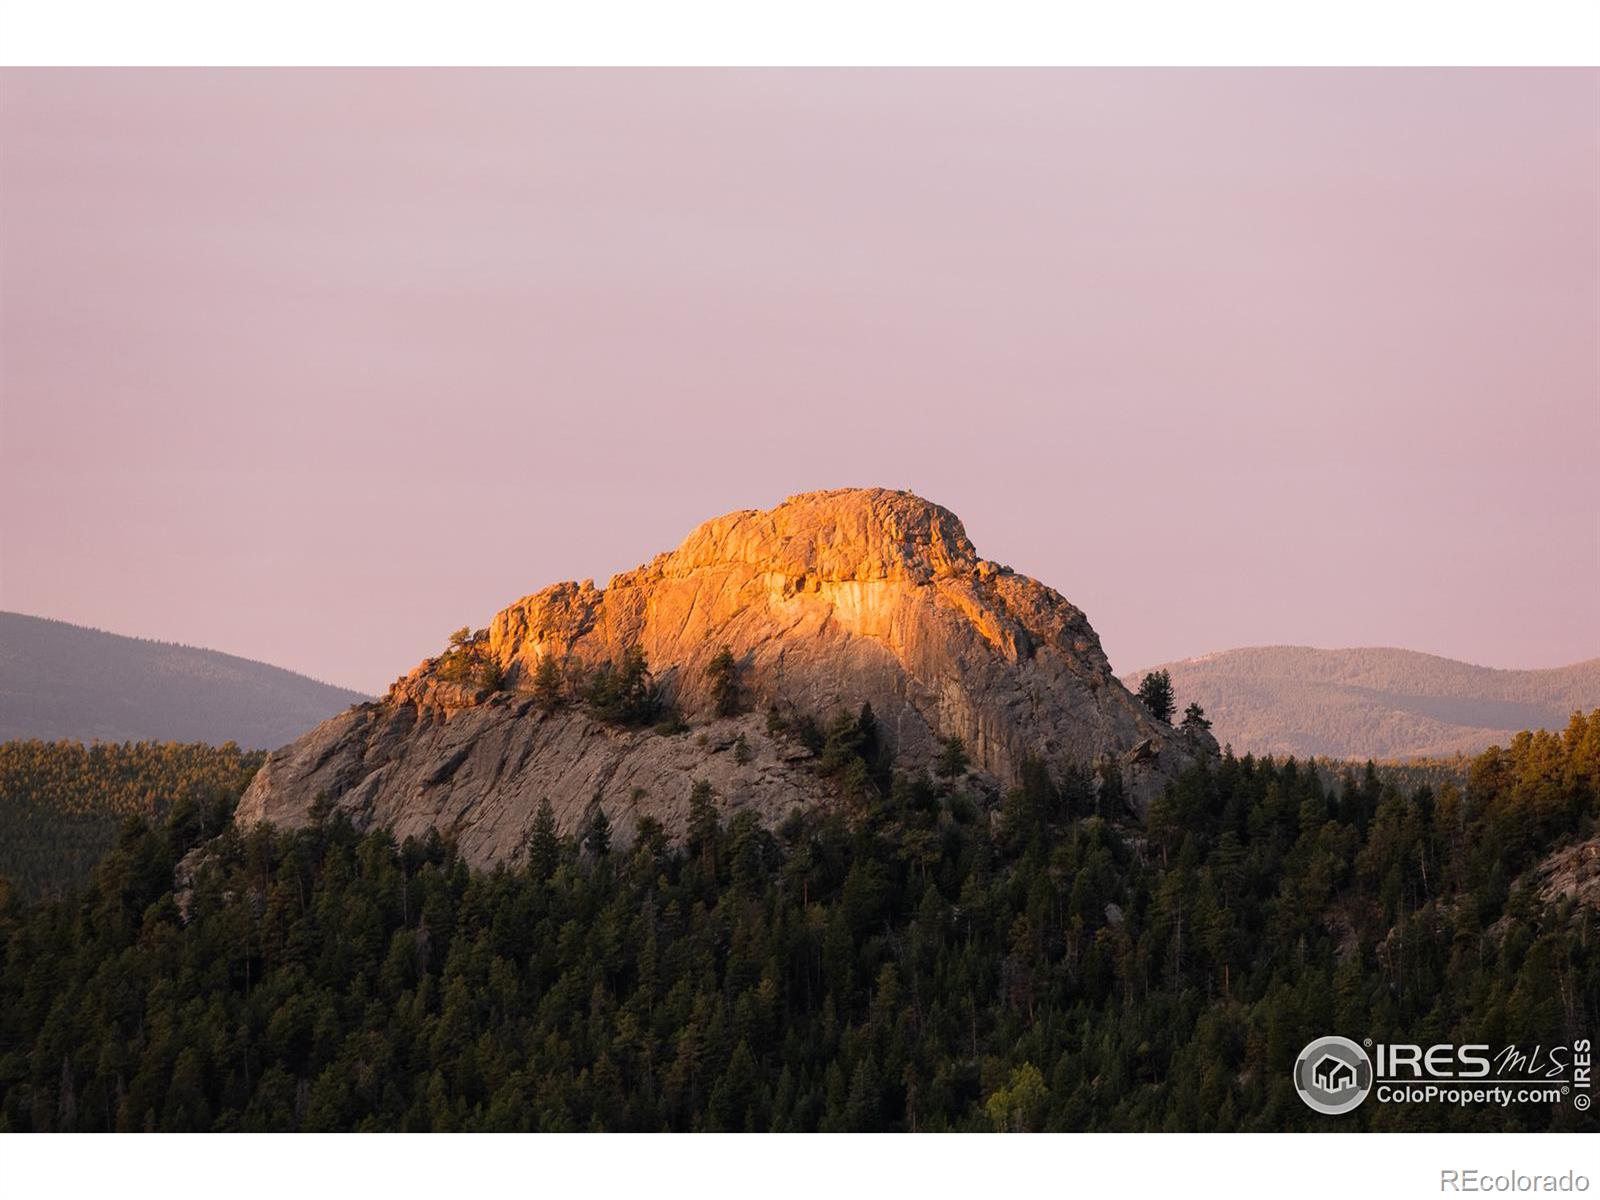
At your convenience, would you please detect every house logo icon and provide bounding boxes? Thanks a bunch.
[1294,1036,1373,1115]
[1313,1054,1357,1093]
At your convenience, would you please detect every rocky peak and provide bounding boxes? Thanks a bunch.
[238,488,1213,865]
[474,488,1120,736]
[665,488,982,583]
[477,488,992,685]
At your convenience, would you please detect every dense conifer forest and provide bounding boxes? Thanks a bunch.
[0,714,1595,1132]
[0,740,264,900]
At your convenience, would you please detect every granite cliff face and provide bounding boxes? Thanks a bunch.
[237,489,1213,865]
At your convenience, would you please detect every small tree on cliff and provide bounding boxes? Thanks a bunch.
[936,736,970,780]
[819,711,866,775]
[587,646,659,725]
[1137,670,1176,724]
[533,656,565,712]
[1181,701,1212,732]
[438,628,472,684]
[706,647,740,718]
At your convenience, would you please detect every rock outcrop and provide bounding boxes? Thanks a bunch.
[236,488,1213,865]
[1527,835,1600,913]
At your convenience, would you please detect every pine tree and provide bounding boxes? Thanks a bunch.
[533,656,565,712]
[935,735,970,780]
[587,805,611,857]
[528,798,559,880]
[1137,670,1176,723]
[586,646,659,725]
[706,647,740,718]
[687,779,720,877]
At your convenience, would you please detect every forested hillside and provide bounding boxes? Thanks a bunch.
[0,741,264,900]
[1,714,1595,1132]
[1123,646,1600,760]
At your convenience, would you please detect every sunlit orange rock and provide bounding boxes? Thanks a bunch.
[236,489,1213,864]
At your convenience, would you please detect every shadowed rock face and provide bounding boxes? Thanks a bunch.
[237,488,1213,865]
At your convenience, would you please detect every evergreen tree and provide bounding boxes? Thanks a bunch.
[533,656,565,711]
[586,646,659,725]
[706,647,741,718]
[587,805,612,857]
[1137,670,1176,723]
[687,779,720,877]
[528,798,559,881]
[935,735,970,780]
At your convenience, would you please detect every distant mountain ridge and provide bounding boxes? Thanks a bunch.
[0,612,370,749]
[1121,646,1600,760]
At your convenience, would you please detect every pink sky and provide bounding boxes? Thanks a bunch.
[1,69,1596,694]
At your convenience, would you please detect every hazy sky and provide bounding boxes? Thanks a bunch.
[1,69,1596,693]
